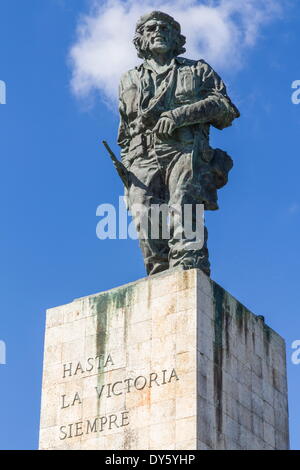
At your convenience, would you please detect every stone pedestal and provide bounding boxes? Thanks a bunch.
[39,269,289,450]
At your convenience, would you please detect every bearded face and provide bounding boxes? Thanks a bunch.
[142,19,175,55]
[136,19,179,59]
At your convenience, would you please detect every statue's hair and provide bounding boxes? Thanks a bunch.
[133,11,186,59]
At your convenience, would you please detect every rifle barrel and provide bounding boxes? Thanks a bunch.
[102,140,129,188]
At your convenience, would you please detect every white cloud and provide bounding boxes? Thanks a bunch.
[69,0,284,104]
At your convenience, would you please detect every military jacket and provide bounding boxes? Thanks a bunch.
[118,57,240,165]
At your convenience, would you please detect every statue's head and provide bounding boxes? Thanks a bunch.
[133,11,186,60]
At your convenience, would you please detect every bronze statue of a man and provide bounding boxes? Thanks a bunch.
[117,11,240,276]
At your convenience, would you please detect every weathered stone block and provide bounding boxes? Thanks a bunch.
[39,268,289,450]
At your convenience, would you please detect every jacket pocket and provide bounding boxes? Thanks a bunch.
[175,68,197,100]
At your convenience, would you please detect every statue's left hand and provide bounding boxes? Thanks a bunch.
[152,117,176,139]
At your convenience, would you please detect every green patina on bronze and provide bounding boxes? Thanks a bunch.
[263,322,271,342]
[235,301,244,333]
[235,301,250,344]
[213,282,224,349]
[263,322,272,355]
[223,303,231,356]
[212,282,224,436]
[89,284,134,422]
[212,284,258,436]
[93,285,134,314]
[87,295,108,422]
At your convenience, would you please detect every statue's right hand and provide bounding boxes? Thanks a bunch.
[152,116,176,139]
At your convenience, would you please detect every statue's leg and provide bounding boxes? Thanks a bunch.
[167,151,211,276]
[127,156,170,276]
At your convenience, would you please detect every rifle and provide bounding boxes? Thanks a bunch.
[102,140,130,189]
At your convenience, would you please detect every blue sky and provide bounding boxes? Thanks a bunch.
[0,0,299,450]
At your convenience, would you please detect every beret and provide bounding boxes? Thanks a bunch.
[135,11,181,32]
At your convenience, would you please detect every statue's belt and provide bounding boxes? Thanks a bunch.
[128,132,206,160]
[127,132,227,171]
